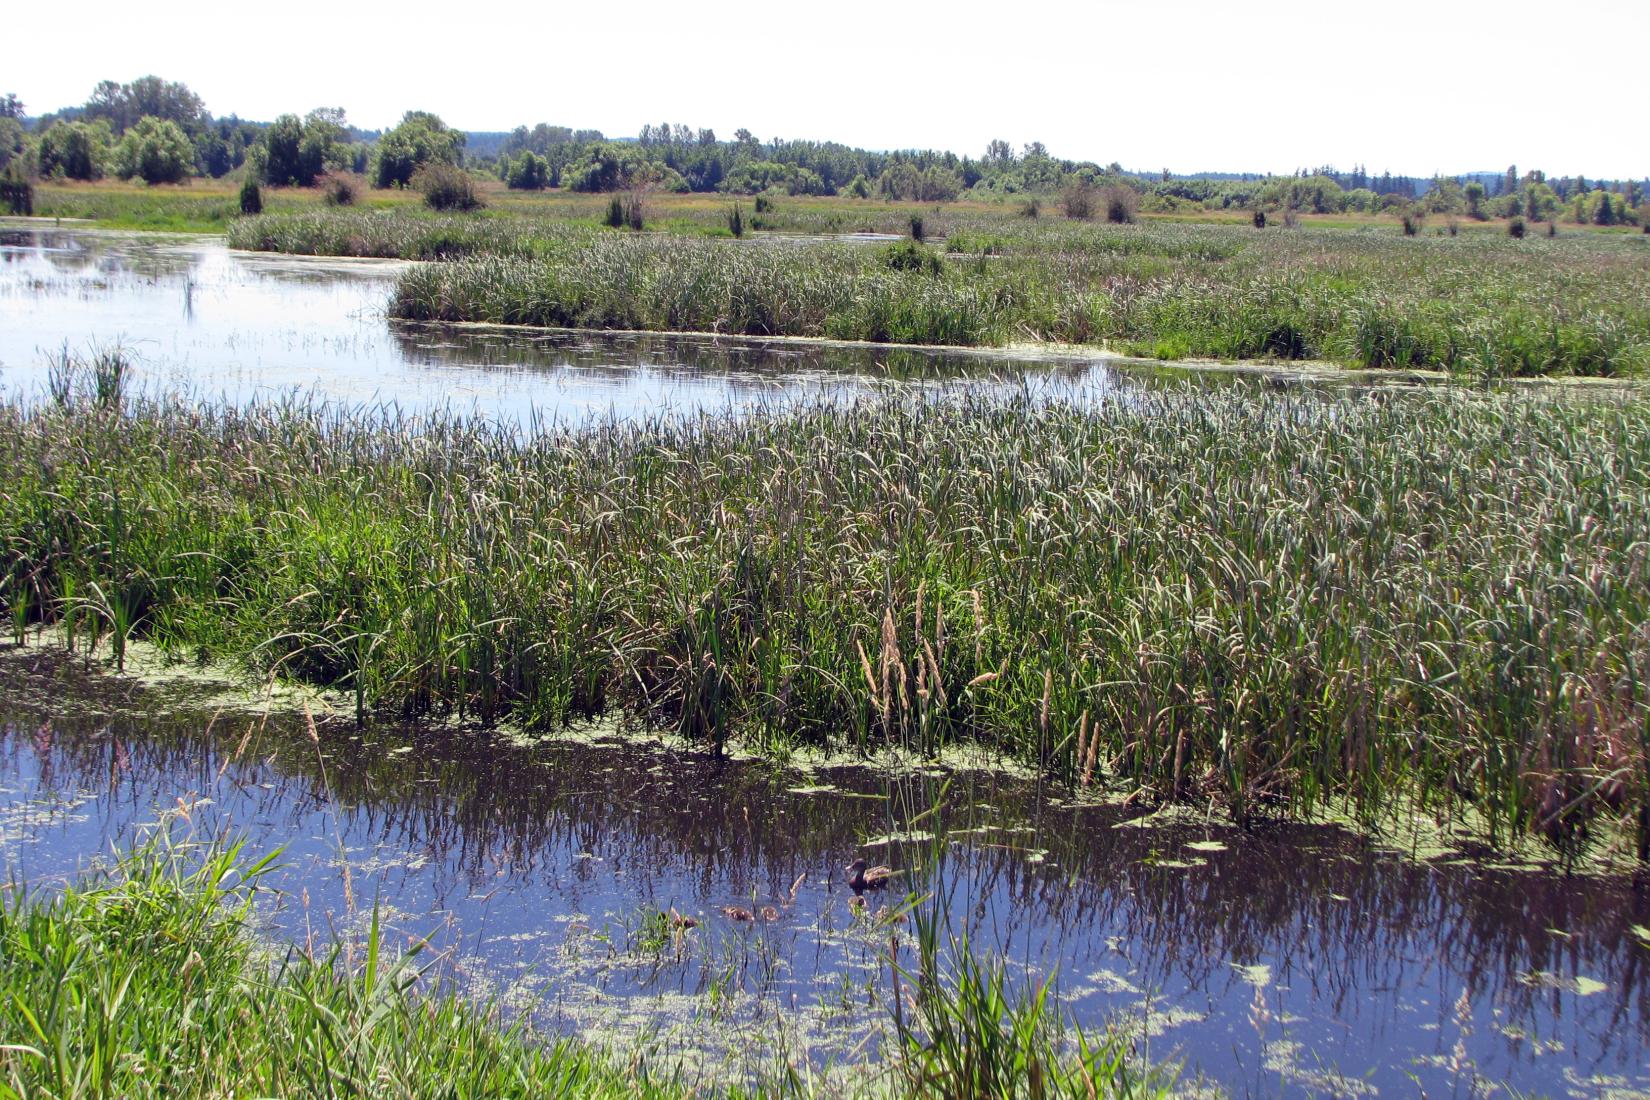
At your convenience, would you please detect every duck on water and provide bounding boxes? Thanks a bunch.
[845,857,896,893]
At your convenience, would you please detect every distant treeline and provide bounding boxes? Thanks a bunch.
[2,79,1646,224]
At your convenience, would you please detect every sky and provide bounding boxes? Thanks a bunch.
[10,0,1647,179]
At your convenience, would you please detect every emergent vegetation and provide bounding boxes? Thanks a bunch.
[0,833,1164,1098]
[349,215,1650,375]
[2,377,1646,858]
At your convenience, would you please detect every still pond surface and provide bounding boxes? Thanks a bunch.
[0,226,1115,422]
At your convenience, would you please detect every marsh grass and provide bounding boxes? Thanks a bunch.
[0,834,712,1098]
[0,833,1164,1098]
[896,908,1164,1099]
[229,209,583,260]
[369,211,1650,374]
[392,236,1027,345]
[2,385,1647,855]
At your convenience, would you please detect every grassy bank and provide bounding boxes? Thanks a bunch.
[27,179,417,233]
[0,835,1160,1098]
[391,236,1041,346]
[0,836,704,1098]
[373,217,1649,375]
[1,380,1647,855]
[228,207,585,260]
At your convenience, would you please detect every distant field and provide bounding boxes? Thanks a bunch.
[29,176,1602,236]
[224,206,1650,376]
[25,179,1649,377]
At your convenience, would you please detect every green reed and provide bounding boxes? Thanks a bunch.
[0,832,1162,1098]
[238,207,1650,375]
[0,833,719,1098]
[227,209,591,261]
[1,385,1647,854]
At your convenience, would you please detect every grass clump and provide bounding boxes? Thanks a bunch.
[391,236,1029,345]
[245,207,1650,375]
[0,833,1162,1098]
[229,209,574,260]
[0,833,703,1099]
[881,239,944,276]
[896,904,1165,1099]
[3,386,1648,856]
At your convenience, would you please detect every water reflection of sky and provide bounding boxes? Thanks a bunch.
[0,654,1643,1098]
[0,227,1125,424]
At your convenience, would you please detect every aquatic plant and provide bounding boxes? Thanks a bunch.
[228,209,575,260]
[897,907,1163,1099]
[370,213,1650,374]
[0,832,1166,1098]
[0,834,695,1097]
[2,383,1647,855]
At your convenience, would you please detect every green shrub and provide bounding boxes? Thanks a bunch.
[1019,198,1040,218]
[1061,181,1096,220]
[605,194,624,228]
[320,170,363,207]
[36,120,110,181]
[372,111,464,189]
[505,151,549,191]
[1103,184,1139,224]
[909,213,926,241]
[726,203,744,238]
[113,116,195,185]
[1508,216,1526,239]
[413,163,482,212]
[754,194,774,214]
[238,177,262,215]
[0,165,32,215]
[1253,209,1267,228]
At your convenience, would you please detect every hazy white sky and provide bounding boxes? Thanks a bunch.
[11,0,1646,178]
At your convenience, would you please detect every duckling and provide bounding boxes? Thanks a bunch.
[759,905,780,922]
[669,907,698,930]
[845,857,895,893]
[720,905,755,922]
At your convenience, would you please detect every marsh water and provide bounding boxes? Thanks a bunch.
[0,226,1114,421]
[2,650,1644,1098]
[1,225,1646,1097]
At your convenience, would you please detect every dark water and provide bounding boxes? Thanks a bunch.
[0,227,1119,424]
[1,647,1644,1096]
